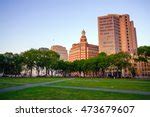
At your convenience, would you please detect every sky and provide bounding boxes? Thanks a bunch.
[0,0,150,54]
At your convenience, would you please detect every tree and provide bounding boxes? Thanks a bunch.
[129,67,136,77]
[22,49,60,77]
[136,46,150,62]
[22,49,37,77]
[78,59,86,77]
[137,46,150,57]
[110,52,131,78]
[84,58,99,77]
[34,50,43,76]
[49,50,60,76]
[97,52,110,77]
[42,50,59,76]
[71,60,86,77]
[3,52,14,76]
[12,54,23,77]
[0,54,5,74]
[0,53,23,77]
[53,60,69,77]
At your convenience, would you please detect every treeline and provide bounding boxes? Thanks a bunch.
[0,46,149,78]
[0,49,60,77]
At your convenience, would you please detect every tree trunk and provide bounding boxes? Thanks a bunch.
[2,68,5,77]
[92,71,94,77]
[95,71,98,77]
[37,67,40,76]
[37,69,40,76]
[46,68,48,76]
[63,71,66,77]
[79,71,81,77]
[30,67,32,77]
[83,72,85,78]
[102,69,105,78]
[116,68,119,78]
[51,70,53,77]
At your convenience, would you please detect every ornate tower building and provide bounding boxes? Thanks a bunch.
[69,30,99,62]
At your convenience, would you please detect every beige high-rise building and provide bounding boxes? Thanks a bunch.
[69,30,99,62]
[51,45,68,61]
[98,14,137,55]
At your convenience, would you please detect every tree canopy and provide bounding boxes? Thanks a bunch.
[0,46,149,78]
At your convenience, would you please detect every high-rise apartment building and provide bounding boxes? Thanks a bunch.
[69,30,99,62]
[98,14,137,55]
[51,45,68,61]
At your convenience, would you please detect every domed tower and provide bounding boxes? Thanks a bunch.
[80,30,87,43]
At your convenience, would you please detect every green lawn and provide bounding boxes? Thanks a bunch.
[0,86,150,100]
[0,77,61,89]
[0,77,62,84]
[52,78,150,92]
[0,77,150,100]
[0,83,21,89]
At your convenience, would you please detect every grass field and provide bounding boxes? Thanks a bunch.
[0,77,150,100]
[0,77,59,89]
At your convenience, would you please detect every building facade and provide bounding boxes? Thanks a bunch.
[131,55,150,78]
[136,61,150,78]
[39,47,49,51]
[69,30,99,62]
[98,14,137,55]
[51,45,68,61]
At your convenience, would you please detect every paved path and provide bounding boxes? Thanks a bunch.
[0,79,73,93]
[45,85,150,95]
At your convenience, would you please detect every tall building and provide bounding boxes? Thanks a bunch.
[39,47,49,51]
[51,45,68,61]
[98,14,137,55]
[69,30,99,62]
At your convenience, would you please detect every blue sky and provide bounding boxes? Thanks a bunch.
[0,0,150,53]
